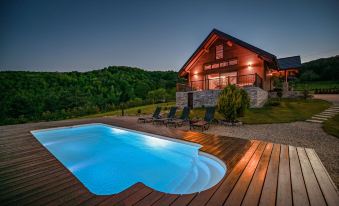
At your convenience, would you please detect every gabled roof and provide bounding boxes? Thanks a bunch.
[277,56,302,70]
[178,28,277,76]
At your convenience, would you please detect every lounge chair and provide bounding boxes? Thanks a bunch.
[153,106,178,125]
[166,106,190,128]
[137,107,161,123]
[190,107,215,132]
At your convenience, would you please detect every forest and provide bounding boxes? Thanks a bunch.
[1,56,338,125]
[299,55,339,81]
[0,66,180,125]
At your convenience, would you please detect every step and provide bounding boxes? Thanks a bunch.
[311,117,328,121]
[314,114,334,118]
[317,113,335,116]
[323,109,339,112]
[188,160,210,193]
[173,163,198,194]
[306,119,323,123]
[323,110,339,113]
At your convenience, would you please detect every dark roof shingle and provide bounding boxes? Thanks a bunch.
[277,56,302,70]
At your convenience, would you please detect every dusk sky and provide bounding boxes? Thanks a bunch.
[1,0,339,72]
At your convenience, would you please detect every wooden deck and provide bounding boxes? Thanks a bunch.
[0,117,338,206]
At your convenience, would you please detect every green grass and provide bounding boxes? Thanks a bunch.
[239,98,331,124]
[80,99,330,125]
[79,102,176,118]
[323,114,339,138]
[295,81,339,91]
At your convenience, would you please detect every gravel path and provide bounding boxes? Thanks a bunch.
[118,116,339,188]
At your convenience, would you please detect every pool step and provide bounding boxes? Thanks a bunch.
[173,158,213,194]
[188,160,210,193]
[171,163,198,194]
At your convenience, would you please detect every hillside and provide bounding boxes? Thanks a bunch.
[300,55,339,81]
[0,66,180,125]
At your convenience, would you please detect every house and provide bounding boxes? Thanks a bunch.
[176,29,301,108]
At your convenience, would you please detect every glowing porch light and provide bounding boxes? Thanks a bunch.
[247,62,253,70]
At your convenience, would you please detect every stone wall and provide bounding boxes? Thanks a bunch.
[176,87,268,108]
[243,86,268,108]
[176,92,188,108]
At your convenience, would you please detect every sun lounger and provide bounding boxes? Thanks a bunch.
[166,106,190,128]
[190,107,215,131]
[153,107,178,125]
[137,107,161,123]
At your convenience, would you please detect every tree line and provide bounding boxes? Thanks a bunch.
[299,55,339,81]
[0,66,181,125]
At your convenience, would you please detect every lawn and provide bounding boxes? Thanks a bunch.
[80,102,176,118]
[239,98,330,124]
[81,98,331,125]
[188,98,330,124]
[323,114,339,138]
[294,81,339,91]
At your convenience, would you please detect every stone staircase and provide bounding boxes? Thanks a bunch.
[306,105,339,123]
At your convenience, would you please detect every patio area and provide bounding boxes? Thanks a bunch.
[0,117,338,205]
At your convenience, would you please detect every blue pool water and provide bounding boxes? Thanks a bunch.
[31,124,226,195]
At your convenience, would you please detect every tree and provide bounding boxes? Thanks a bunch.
[300,70,320,81]
[217,85,250,122]
[147,88,167,103]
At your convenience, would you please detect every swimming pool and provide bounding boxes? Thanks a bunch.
[31,123,226,195]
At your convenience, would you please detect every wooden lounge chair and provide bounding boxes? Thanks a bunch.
[166,106,190,128]
[137,107,161,123]
[153,106,177,125]
[190,107,215,132]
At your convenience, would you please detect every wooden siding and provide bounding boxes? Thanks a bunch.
[188,37,269,90]
[0,117,338,206]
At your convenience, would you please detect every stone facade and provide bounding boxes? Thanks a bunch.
[243,87,268,108]
[176,87,268,108]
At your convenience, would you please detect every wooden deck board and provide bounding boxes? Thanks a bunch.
[305,148,339,206]
[259,144,281,206]
[241,143,273,206]
[297,147,326,206]
[0,117,337,205]
[289,146,310,206]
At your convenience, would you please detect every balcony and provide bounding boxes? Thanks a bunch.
[176,73,263,92]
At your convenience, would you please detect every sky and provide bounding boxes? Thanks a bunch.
[1,0,339,72]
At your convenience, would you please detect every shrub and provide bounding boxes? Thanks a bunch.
[217,85,250,122]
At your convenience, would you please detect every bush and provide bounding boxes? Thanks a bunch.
[217,85,250,122]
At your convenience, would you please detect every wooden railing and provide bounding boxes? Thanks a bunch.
[176,73,263,92]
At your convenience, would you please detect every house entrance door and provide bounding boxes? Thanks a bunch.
[188,93,193,109]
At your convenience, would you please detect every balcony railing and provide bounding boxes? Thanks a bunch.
[176,73,263,92]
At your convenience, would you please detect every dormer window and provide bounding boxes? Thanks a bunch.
[216,44,223,60]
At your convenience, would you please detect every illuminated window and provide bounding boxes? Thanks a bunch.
[212,63,219,69]
[220,61,228,67]
[216,44,223,60]
[229,59,238,65]
[204,65,211,70]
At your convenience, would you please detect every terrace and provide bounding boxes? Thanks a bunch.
[176,73,263,92]
[1,117,338,205]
